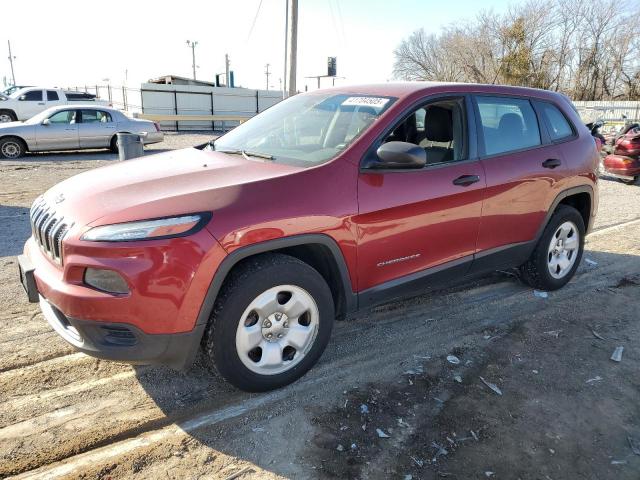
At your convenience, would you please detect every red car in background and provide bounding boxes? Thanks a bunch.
[603,126,640,185]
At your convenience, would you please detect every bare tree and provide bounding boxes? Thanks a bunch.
[392,0,640,100]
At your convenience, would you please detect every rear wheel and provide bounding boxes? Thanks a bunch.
[0,137,26,159]
[203,253,335,392]
[520,205,585,291]
[0,110,16,123]
[109,135,119,153]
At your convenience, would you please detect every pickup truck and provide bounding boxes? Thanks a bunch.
[0,87,110,122]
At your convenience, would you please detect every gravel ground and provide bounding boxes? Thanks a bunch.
[0,138,639,479]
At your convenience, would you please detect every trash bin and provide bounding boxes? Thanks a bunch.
[116,132,145,161]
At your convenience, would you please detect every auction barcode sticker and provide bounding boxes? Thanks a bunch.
[342,96,390,108]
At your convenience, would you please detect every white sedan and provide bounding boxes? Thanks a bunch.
[0,105,164,159]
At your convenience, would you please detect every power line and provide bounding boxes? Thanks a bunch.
[246,0,264,43]
[334,0,347,46]
[328,0,340,40]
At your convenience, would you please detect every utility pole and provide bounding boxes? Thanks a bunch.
[225,54,230,87]
[186,40,198,80]
[283,0,288,98]
[7,40,16,86]
[286,0,298,97]
[264,64,271,91]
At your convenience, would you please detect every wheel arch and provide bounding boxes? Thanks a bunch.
[0,134,29,153]
[0,108,17,119]
[195,234,357,330]
[536,186,594,242]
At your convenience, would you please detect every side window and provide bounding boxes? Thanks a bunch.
[81,110,112,123]
[47,90,59,101]
[476,96,541,156]
[21,90,43,101]
[382,98,466,164]
[48,110,76,124]
[539,102,573,141]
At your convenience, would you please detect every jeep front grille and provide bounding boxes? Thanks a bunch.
[30,198,72,264]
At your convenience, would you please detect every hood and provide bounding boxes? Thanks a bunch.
[0,121,25,129]
[42,147,302,228]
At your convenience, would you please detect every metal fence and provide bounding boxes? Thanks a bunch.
[573,101,640,125]
[139,83,282,131]
[65,84,283,131]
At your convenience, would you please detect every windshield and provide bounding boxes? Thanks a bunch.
[2,86,19,96]
[24,110,55,125]
[212,92,395,166]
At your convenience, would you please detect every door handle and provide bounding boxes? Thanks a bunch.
[38,102,45,105]
[452,174,480,186]
[542,158,562,169]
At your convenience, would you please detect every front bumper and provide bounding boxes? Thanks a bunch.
[20,226,227,369]
[38,294,206,369]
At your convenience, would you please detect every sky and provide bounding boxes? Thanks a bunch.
[1,0,512,92]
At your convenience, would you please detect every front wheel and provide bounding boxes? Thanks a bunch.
[203,253,335,392]
[520,205,585,291]
[0,137,26,159]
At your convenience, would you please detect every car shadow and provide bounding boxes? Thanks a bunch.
[130,248,640,477]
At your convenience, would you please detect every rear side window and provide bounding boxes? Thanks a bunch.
[47,90,59,101]
[539,102,573,141]
[21,90,43,101]
[81,110,112,123]
[475,96,541,156]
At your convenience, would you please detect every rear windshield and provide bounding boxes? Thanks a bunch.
[212,93,396,167]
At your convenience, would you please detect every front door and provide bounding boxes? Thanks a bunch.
[355,96,485,301]
[35,109,79,150]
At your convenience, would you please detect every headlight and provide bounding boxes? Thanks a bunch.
[81,213,211,242]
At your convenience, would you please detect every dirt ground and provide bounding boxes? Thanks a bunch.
[1,135,639,480]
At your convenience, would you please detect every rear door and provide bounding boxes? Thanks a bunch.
[35,109,79,150]
[78,109,116,148]
[355,95,485,299]
[45,90,64,109]
[471,95,566,268]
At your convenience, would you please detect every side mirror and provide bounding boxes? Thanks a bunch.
[373,141,426,169]
[42,118,50,126]
[19,95,26,101]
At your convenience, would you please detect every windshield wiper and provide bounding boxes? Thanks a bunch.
[217,149,275,160]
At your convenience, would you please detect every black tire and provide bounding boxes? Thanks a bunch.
[109,136,119,153]
[203,253,335,392]
[0,136,26,159]
[0,110,17,123]
[520,205,585,291]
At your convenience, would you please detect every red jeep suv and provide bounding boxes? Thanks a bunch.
[18,83,598,391]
